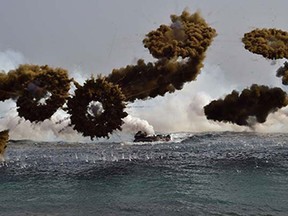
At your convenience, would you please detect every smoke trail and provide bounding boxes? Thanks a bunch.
[107,10,216,102]
[204,84,288,126]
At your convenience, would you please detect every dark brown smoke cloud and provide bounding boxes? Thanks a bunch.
[0,64,40,101]
[204,84,288,126]
[66,76,127,139]
[0,130,9,159]
[276,61,288,85]
[107,10,216,102]
[0,64,71,122]
[242,28,288,60]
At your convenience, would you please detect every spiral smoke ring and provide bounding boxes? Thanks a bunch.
[66,77,127,139]
[16,65,71,122]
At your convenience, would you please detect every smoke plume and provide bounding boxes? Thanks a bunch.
[107,10,216,102]
[122,115,154,135]
[66,10,216,139]
[242,28,288,60]
[204,84,288,126]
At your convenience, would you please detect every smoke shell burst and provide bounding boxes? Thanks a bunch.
[242,28,288,60]
[0,64,71,122]
[16,65,71,122]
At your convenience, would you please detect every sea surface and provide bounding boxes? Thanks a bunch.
[0,132,288,216]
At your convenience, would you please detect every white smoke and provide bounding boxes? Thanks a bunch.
[251,106,288,133]
[121,115,154,135]
[0,51,155,142]
[0,106,88,142]
[0,50,26,133]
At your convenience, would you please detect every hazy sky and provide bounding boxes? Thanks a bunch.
[1,1,287,86]
[1,1,288,139]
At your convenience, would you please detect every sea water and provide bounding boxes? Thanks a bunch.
[0,132,287,216]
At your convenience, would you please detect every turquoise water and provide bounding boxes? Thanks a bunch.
[0,132,288,215]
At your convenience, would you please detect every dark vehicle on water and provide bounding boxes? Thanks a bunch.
[133,131,171,142]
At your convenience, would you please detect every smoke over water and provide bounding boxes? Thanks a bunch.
[122,115,154,135]
[126,64,247,134]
